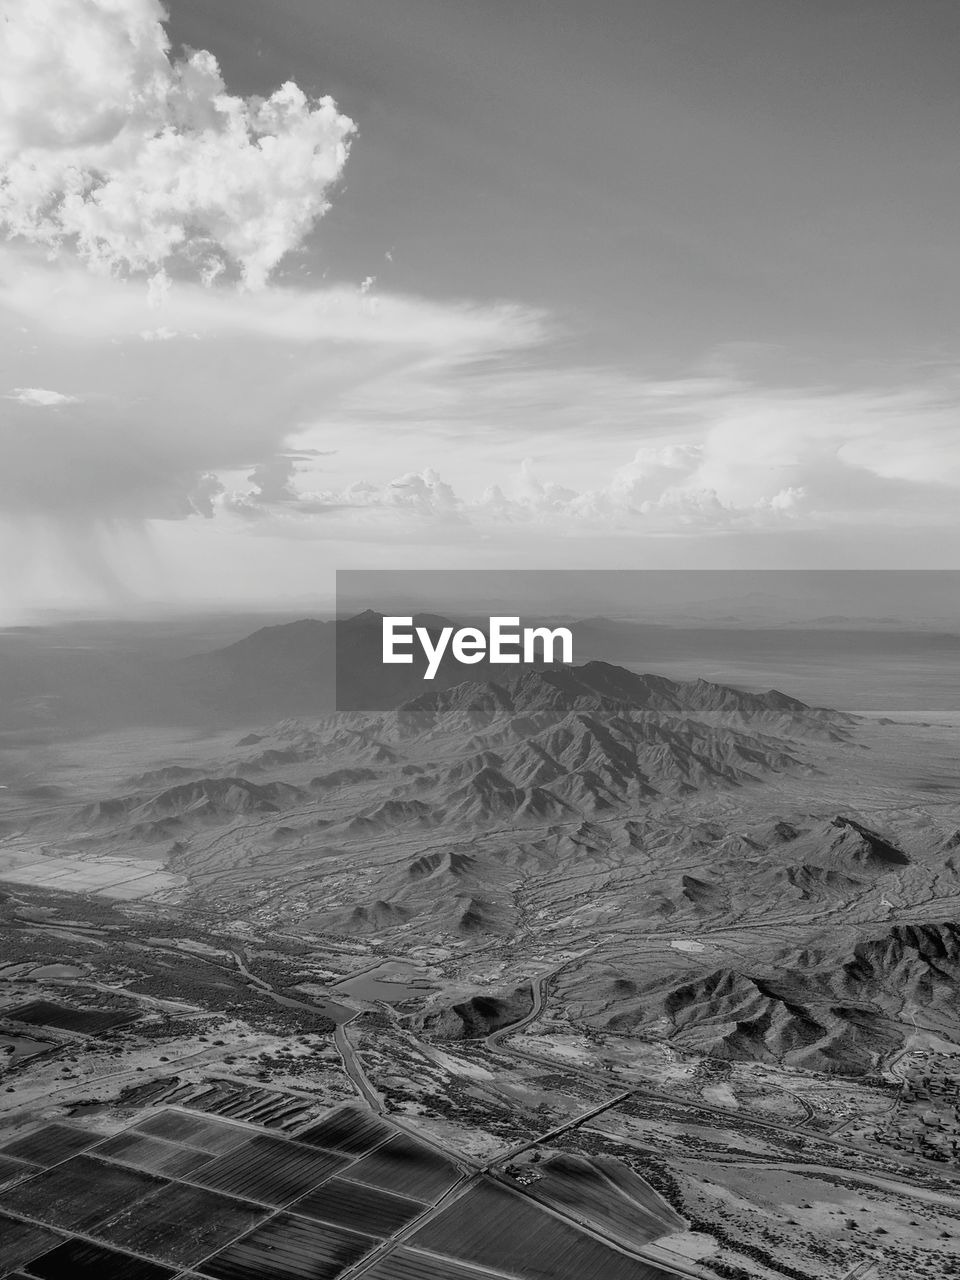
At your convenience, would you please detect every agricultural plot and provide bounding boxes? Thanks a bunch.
[0,1154,167,1233]
[134,1111,252,1155]
[128,1079,316,1131]
[295,1105,394,1156]
[0,1155,37,1189]
[197,1211,376,1280]
[192,1132,350,1205]
[3,1001,137,1035]
[94,1132,217,1179]
[360,1248,516,1280]
[96,1182,269,1269]
[516,1153,685,1248]
[0,1124,100,1166]
[0,1213,66,1275]
[347,1133,461,1202]
[0,852,180,900]
[408,1176,683,1280]
[289,1175,426,1237]
[0,1108,677,1280]
[20,1237,176,1279]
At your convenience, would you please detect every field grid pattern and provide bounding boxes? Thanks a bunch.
[0,1104,680,1279]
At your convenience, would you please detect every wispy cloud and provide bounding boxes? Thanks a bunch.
[6,386,78,407]
[0,249,543,350]
[0,252,544,523]
[329,355,960,491]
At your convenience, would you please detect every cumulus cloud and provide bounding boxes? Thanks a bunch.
[472,457,807,534]
[6,386,78,407]
[609,444,700,491]
[224,454,335,519]
[0,0,354,287]
[208,356,960,543]
[221,461,466,531]
[248,456,299,505]
[329,356,960,516]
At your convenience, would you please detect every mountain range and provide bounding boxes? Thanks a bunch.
[9,617,959,1077]
[2,610,956,735]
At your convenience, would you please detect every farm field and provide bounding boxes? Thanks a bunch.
[191,1132,351,1205]
[95,1132,218,1178]
[96,1183,268,1268]
[360,1249,518,1280]
[3,1003,137,1036]
[0,1103,693,1280]
[347,1133,462,1201]
[0,1154,167,1233]
[22,1237,177,1279]
[0,851,181,900]
[515,1152,686,1248]
[289,1176,426,1236]
[196,1212,377,1280]
[0,1217,66,1276]
[134,1112,255,1155]
[124,1077,323,1132]
[408,1176,686,1279]
[0,1124,102,1166]
[294,1105,395,1156]
[0,1156,37,1190]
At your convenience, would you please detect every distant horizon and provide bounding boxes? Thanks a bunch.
[5,570,960,673]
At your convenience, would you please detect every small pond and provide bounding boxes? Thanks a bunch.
[334,963,436,1004]
[0,1032,53,1061]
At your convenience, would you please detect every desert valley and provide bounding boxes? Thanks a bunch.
[0,612,957,1279]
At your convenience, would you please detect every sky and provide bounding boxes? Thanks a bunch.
[1,0,959,618]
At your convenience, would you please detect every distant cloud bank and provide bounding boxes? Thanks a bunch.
[217,454,808,539]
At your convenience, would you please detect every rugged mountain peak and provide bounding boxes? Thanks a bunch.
[138,776,303,819]
[395,660,852,745]
[829,816,911,868]
[847,921,960,974]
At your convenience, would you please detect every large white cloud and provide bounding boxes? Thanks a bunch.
[0,0,354,287]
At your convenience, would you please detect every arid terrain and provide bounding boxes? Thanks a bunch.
[1,615,959,1279]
